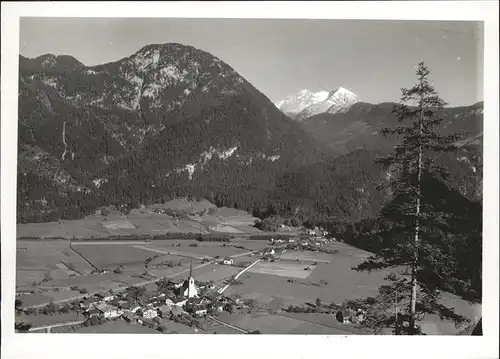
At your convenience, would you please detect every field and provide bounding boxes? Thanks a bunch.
[16,198,264,242]
[190,263,241,282]
[216,312,367,334]
[149,240,249,258]
[17,241,95,287]
[71,243,156,269]
[16,312,81,327]
[248,261,316,279]
[280,251,333,263]
[75,319,160,334]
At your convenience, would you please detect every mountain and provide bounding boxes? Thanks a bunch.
[17,43,482,225]
[17,43,326,223]
[275,87,358,121]
[299,101,483,156]
[19,54,85,73]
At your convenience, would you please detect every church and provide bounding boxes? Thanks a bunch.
[174,262,198,298]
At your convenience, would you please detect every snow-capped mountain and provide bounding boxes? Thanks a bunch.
[275,87,359,121]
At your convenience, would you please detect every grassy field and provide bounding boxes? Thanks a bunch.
[16,312,81,327]
[76,319,160,334]
[248,261,316,279]
[205,320,242,334]
[280,251,333,263]
[216,312,361,334]
[190,263,241,283]
[16,241,94,287]
[149,240,248,258]
[71,243,155,269]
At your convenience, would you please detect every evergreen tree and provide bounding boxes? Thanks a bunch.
[353,62,471,335]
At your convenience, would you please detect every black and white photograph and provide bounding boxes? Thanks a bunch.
[1,2,498,359]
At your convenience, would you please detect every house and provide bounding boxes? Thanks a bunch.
[171,297,188,307]
[94,292,114,302]
[93,293,105,301]
[122,313,137,324]
[85,308,101,318]
[143,308,158,319]
[96,303,122,319]
[194,305,208,316]
[170,305,183,316]
[118,301,134,311]
[130,305,142,314]
[222,258,234,265]
[158,305,172,318]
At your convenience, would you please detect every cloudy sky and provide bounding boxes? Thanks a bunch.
[20,18,483,106]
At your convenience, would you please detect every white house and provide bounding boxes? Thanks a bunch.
[96,304,122,319]
[143,308,158,319]
[195,307,208,316]
[222,258,234,265]
[130,305,142,314]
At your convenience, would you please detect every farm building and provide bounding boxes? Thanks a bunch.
[221,257,234,265]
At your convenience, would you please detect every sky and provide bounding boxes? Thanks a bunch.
[19,18,484,107]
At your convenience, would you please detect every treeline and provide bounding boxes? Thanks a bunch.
[18,232,234,242]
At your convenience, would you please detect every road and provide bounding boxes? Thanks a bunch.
[28,320,85,333]
[208,315,249,334]
[217,260,260,294]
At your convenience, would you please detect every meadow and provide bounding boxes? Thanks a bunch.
[16,241,95,287]
[280,251,333,263]
[216,312,362,334]
[247,261,316,279]
[149,240,249,258]
[75,319,160,334]
[71,243,156,269]
[190,263,241,283]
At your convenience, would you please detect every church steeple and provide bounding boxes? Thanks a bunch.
[186,260,197,298]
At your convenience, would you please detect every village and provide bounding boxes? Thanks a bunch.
[16,226,372,334]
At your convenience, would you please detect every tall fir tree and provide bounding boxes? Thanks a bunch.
[351,62,471,335]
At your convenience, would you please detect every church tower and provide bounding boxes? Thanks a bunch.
[185,261,198,298]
